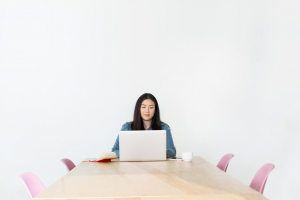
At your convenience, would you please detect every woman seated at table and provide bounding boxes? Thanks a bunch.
[112,93,176,158]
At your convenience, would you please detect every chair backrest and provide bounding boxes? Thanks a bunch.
[250,163,275,194]
[19,172,46,198]
[61,158,76,172]
[217,154,234,172]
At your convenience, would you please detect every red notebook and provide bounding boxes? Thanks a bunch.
[82,159,112,162]
[82,152,117,163]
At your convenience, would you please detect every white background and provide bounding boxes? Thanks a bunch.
[1,0,299,199]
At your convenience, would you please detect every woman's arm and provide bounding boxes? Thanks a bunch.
[164,125,176,158]
[112,123,130,158]
[111,135,120,158]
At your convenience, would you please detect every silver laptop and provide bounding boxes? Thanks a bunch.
[119,130,166,161]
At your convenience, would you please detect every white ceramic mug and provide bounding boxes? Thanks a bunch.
[182,152,193,162]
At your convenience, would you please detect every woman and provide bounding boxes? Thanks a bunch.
[112,93,176,158]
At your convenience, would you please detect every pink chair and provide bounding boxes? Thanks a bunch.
[250,163,275,194]
[19,172,46,198]
[61,158,76,172]
[217,154,234,172]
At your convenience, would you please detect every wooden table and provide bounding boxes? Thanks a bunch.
[34,156,268,200]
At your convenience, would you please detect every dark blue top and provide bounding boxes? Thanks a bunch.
[112,122,176,158]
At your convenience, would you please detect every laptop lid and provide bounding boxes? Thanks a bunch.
[119,130,166,161]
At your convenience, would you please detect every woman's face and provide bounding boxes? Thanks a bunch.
[140,99,155,121]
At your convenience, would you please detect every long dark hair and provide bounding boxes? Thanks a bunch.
[131,93,163,130]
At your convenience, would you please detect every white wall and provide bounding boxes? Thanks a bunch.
[1,0,299,199]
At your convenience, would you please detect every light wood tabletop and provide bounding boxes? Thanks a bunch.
[34,156,268,200]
